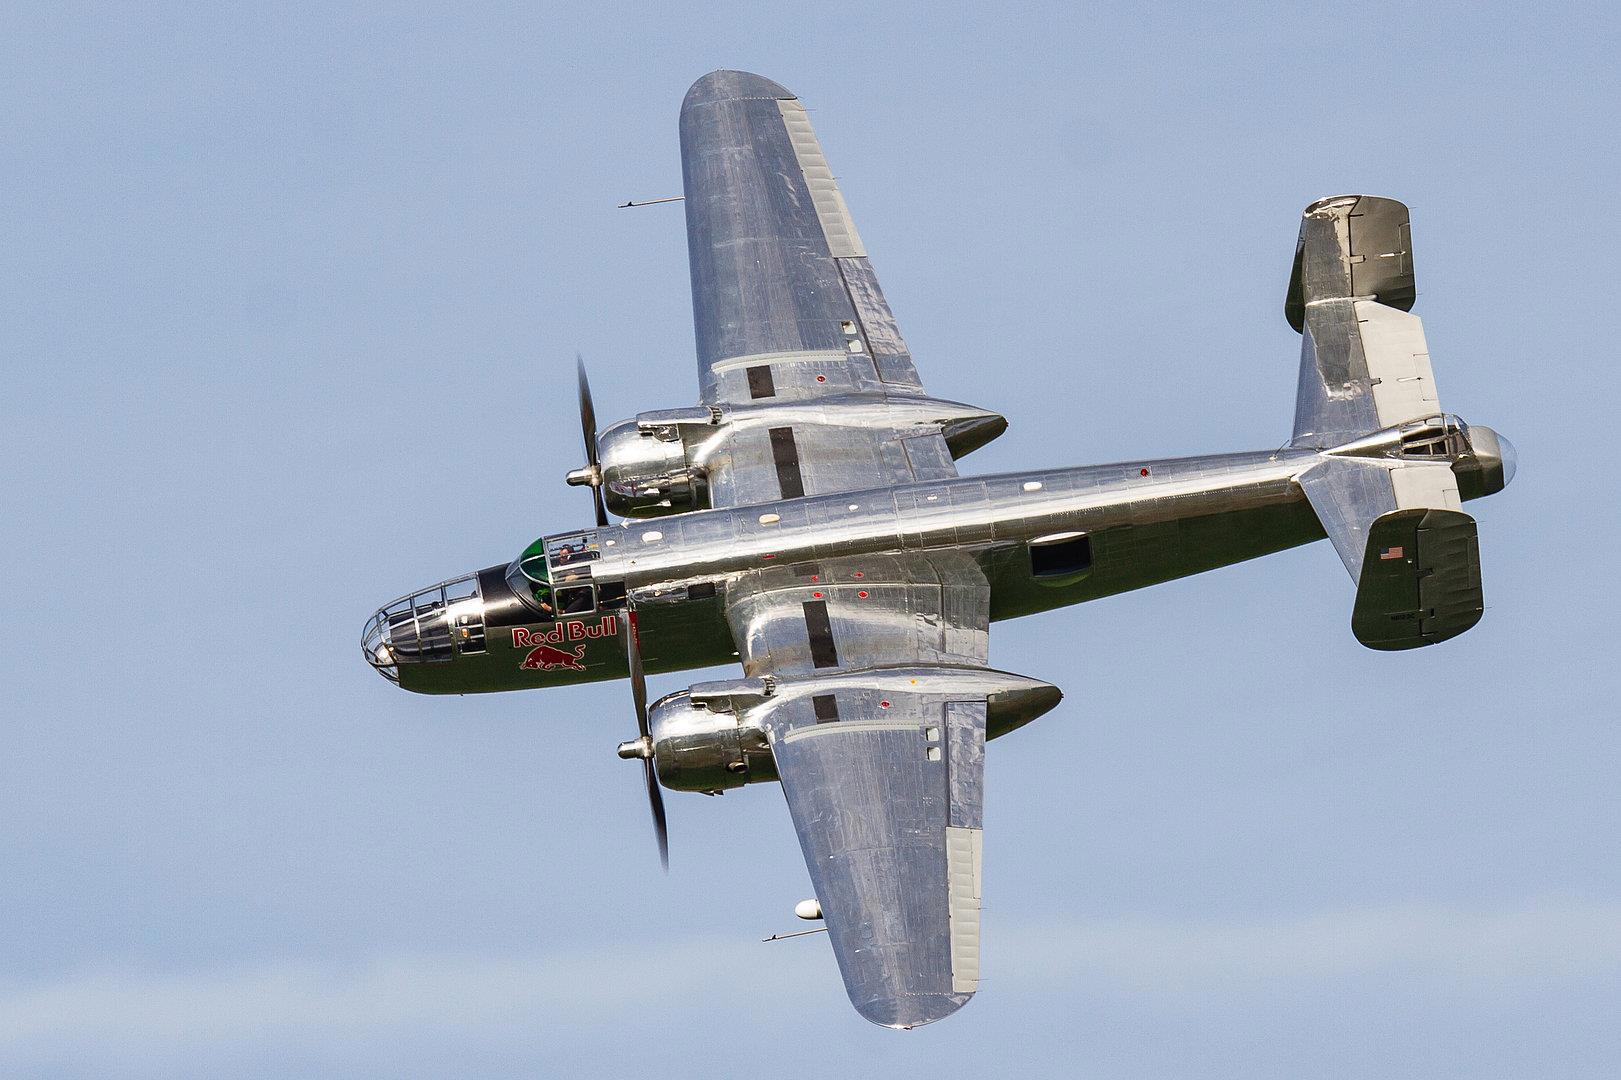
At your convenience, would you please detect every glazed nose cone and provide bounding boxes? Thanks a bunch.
[363,576,485,682]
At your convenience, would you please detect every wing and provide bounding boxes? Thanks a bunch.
[764,693,986,1029]
[725,552,991,1028]
[679,71,1003,508]
[681,69,925,407]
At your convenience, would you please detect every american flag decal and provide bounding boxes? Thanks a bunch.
[1379,545,1405,561]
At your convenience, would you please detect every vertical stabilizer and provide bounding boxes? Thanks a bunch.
[1287,196,1437,449]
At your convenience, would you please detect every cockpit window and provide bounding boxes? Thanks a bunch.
[506,538,557,619]
[547,534,602,566]
[516,538,550,586]
[557,586,595,615]
[506,534,609,621]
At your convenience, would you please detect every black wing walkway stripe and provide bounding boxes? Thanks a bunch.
[770,426,805,499]
[801,599,839,668]
[746,365,776,399]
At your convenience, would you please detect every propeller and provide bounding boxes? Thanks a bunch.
[565,352,609,527]
[615,607,669,870]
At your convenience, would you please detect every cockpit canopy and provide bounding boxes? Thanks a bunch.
[505,532,620,620]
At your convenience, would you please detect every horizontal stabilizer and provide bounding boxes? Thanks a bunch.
[1298,457,1461,579]
[1298,456,1484,650]
[1351,509,1483,650]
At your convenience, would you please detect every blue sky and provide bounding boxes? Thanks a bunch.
[3,2,1617,1077]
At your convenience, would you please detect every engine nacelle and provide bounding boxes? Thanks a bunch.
[590,397,1009,520]
[645,667,1064,793]
[647,686,777,792]
[597,416,704,518]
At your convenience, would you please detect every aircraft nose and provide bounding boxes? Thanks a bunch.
[361,605,405,683]
[362,575,485,683]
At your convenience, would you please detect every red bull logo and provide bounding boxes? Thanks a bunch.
[510,616,618,672]
[520,644,586,671]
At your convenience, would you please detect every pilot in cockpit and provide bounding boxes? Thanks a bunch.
[555,542,595,566]
[508,535,604,621]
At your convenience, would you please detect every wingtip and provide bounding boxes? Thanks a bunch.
[682,69,796,109]
[853,991,974,1030]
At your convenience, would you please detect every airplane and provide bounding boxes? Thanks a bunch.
[362,69,1516,1028]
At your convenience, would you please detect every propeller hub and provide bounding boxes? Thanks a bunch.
[566,464,601,488]
[618,735,653,760]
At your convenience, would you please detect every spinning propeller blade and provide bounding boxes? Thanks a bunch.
[623,609,669,870]
[572,353,609,527]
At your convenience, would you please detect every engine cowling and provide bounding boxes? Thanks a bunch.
[643,667,1064,793]
[646,686,777,793]
[588,396,1010,520]
[596,417,703,518]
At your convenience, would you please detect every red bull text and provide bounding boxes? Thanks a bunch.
[511,616,619,672]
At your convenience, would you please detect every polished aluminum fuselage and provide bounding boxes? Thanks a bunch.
[394,448,1328,694]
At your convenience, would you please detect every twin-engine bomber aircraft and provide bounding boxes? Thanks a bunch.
[363,70,1515,1028]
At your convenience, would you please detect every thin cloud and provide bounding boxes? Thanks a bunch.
[0,938,800,1051]
[2,901,1615,1060]
[1001,900,1621,991]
